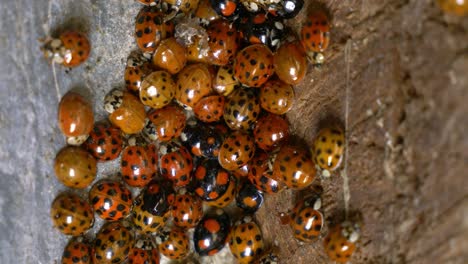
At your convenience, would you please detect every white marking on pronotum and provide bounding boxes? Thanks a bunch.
[341,39,352,220]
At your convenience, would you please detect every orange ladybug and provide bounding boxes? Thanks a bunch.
[147,104,186,142]
[54,146,97,189]
[41,31,90,67]
[324,222,360,263]
[61,238,92,264]
[104,89,146,134]
[135,6,174,53]
[206,19,239,65]
[50,193,94,236]
[193,95,225,123]
[273,40,307,85]
[290,195,324,242]
[228,216,265,264]
[58,91,94,138]
[437,0,468,16]
[301,10,330,53]
[175,63,213,109]
[139,71,176,109]
[152,37,187,74]
[156,227,190,260]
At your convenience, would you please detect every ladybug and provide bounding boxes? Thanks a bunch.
[40,31,90,67]
[132,180,175,234]
[205,174,236,208]
[58,91,94,138]
[223,88,260,130]
[194,95,226,123]
[186,35,211,64]
[54,146,97,189]
[218,130,256,170]
[236,181,264,213]
[139,71,176,109]
[248,150,284,194]
[180,119,223,159]
[85,122,123,161]
[159,142,194,187]
[437,0,468,16]
[253,113,289,151]
[175,63,213,110]
[194,159,232,201]
[104,89,146,135]
[152,37,187,74]
[273,40,307,85]
[66,134,90,146]
[93,221,133,264]
[233,44,275,87]
[155,227,190,260]
[238,12,284,50]
[195,0,220,22]
[213,66,239,96]
[324,222,360,263]
[50,193,94,236]
[300,11,330,57]
[121,141,158,187]
[273,145,316,189]
[259,78,294,115]
[124,51,154,93]
[313,126,345,173]
[135,6,174,53]
[147,104,186,142]
[206,19,239,66]
[172,190,203,228]
[210,0,240,18]
[228,216,265,264]
[61,238,92,264]
[128,237,160,264]
[193,209,231,256]
[290,195,324,242]
[89,180,133,221]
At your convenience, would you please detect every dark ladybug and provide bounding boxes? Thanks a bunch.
[193,209,231,256]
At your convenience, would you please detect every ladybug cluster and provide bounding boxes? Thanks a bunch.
[46,1,361,264]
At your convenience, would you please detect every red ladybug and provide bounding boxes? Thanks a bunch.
[135,6,174,53]
[206,19,239,65]
[121,141,158,187]
[253,113,289,151]
[272,145,316,189]
[84,122,123,162]
[233,44,274,88]
[61,238,92,264]
[301,10,330,53]
[159,142,194,187]
[89,179,133,221]
[172,190,204,229]
[147,104,186,142]
[248,150,284,194]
